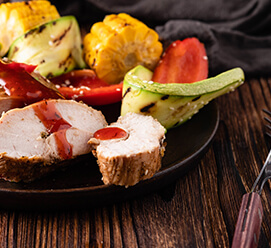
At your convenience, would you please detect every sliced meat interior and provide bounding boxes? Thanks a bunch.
[0,99,107,182]
[88,112,166,187]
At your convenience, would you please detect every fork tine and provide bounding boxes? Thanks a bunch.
[264,117,271,125]
[263,109,271,116]
[263,109,271,137]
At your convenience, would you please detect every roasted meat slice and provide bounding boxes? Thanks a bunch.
[0,99,107,182]
[88,112,166,187]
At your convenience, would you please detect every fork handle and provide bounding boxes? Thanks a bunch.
[231,192,263,248]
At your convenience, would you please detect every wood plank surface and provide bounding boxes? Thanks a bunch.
[0,77,271,247]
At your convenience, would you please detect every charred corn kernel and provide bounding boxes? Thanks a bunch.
[83,13,163,84]
[0,0,60,56]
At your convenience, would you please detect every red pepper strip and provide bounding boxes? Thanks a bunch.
[6,60,37,74]
[51,70,123,106]
[0,60,63,105]
[152,38,208,84]
[57,83,123,106]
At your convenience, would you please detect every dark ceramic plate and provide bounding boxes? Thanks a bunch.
[0,101,219,210]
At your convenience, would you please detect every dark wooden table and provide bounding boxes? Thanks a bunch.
[0,76,270,247]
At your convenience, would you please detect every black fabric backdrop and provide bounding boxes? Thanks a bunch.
[51,0,271,77]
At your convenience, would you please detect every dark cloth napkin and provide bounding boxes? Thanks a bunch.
[52,0,271,77]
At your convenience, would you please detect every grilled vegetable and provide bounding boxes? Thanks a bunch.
[83,13,163,85]
[0,59,63,105]
[121,65,245,129]
[8,16,86,78]
[51,69,123,106]
[152,38,208,84]
[0,0,60,56]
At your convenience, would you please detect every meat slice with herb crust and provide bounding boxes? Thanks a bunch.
[88,112,166,187]
[0,99,107,182]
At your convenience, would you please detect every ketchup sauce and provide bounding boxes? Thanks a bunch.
[94,127,128,140]
[33,100,72,160]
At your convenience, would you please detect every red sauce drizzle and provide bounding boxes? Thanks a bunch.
[33,100,72,160]
[94,127,128,140]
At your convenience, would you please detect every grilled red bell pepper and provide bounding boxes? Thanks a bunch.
[51,70,123,106]
[152,37,208,84]
[0,60,63,105]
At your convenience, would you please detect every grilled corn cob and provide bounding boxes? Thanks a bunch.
[0,0,60,56]
[83,13,163,84]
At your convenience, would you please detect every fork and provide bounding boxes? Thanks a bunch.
[263,109,271,139]
[251,109,271,194]
[231,109,271,248]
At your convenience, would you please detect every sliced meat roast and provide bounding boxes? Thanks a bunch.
[88,112,166,187]
[0,99,107,182]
